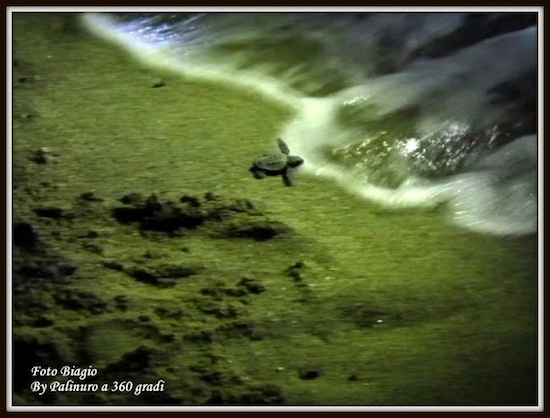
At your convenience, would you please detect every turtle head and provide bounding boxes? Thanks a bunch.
[287,155,304,168]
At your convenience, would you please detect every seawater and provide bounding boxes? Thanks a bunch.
[82,12,538,236]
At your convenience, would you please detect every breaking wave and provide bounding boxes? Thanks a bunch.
[82,11,539,236]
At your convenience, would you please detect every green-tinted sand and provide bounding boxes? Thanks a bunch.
[12,13,538,406]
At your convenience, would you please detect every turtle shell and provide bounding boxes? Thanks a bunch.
[254,153,288,171]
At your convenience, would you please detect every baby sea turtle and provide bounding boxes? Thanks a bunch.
[249,138,304,186]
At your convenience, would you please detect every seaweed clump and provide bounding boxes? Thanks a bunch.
[112,192,292,240]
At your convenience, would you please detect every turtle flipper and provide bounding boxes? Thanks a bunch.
[282,169,293,187]
[277,138,290,155]
[250,166,266,180]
